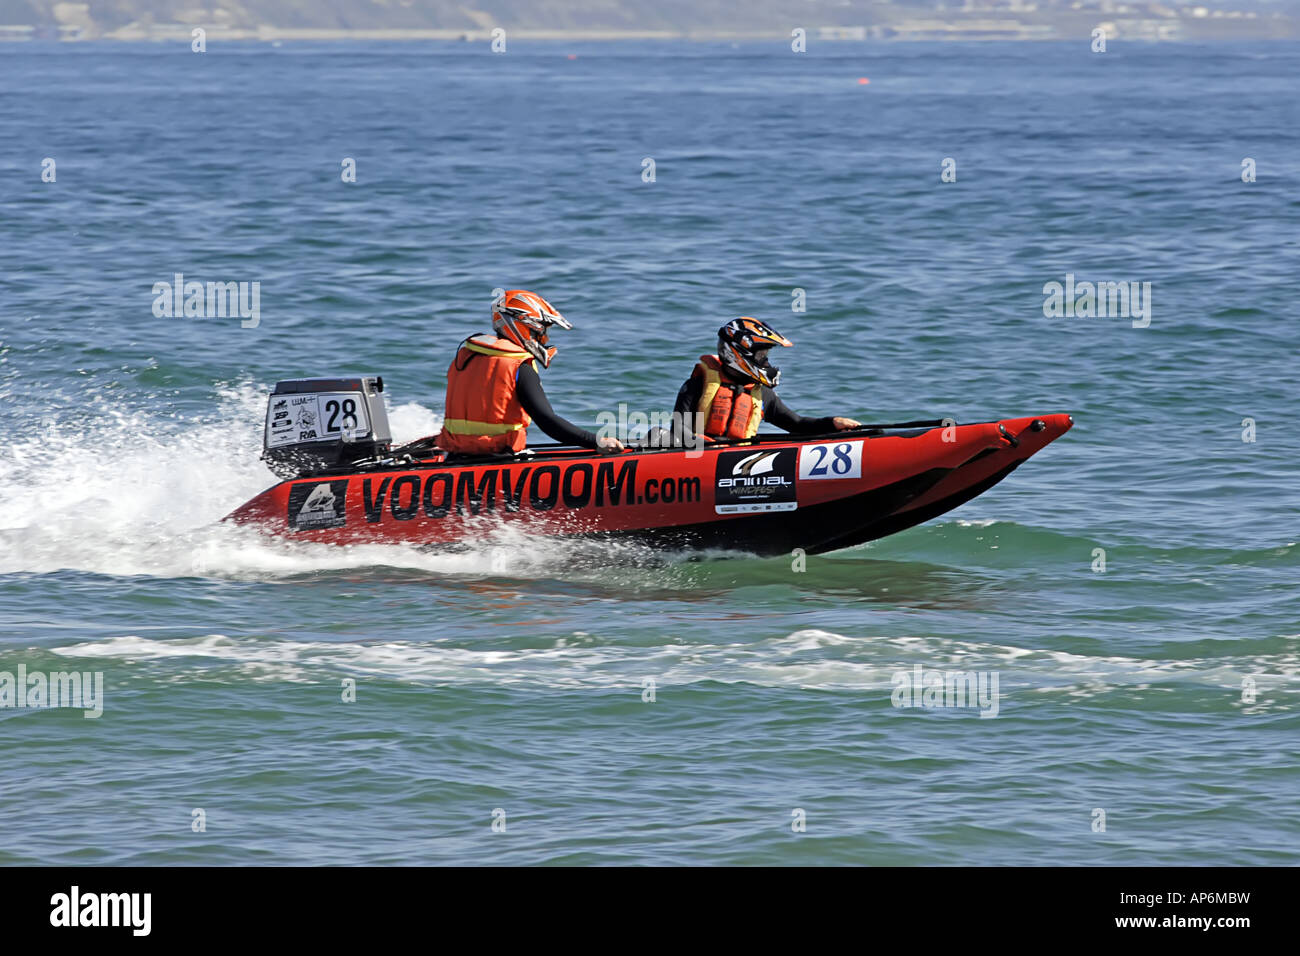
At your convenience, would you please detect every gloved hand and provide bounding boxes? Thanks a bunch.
[597,436,626,454]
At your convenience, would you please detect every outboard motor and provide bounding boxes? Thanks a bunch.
[263,376,392,479]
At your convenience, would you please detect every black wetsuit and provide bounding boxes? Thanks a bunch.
[516,362,600,448]
[671,371,837,446]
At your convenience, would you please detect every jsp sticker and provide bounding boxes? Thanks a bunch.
[798,440,863,480]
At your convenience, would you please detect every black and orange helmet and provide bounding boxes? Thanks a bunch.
[718,317,793,387]
[492,289,572,368]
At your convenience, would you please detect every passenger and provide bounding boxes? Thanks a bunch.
[436,290,624,456]
[672,317,861,445]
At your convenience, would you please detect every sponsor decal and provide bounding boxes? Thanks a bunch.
[287,479,349,530]
[268,397,294,437]
[294,399,319,440]
[798,440,863,480]
[357,459,652,522]
[266,391,370,449]
[714,448,797,514]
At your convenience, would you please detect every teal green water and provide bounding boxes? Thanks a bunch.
[1,40,1298,864]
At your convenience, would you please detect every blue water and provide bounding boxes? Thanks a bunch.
[1,40,1298,864]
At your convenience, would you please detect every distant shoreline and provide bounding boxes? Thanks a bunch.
[1,0,1292,44]
[3,28,1296,43]
[3,11,1297,45]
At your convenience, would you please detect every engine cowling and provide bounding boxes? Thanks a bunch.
[262,376,392,479]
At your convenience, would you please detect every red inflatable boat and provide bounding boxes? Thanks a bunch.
[226,376,1073,555]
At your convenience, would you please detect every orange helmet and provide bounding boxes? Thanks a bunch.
[718,317,793,387]
[492,289,572,368]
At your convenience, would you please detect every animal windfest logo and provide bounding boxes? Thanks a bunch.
[714,448,797,514]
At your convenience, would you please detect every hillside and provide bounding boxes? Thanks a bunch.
[1,0,1294,40]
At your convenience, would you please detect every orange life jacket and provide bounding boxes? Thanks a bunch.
[695,354,765,441]
[436,335,535,454]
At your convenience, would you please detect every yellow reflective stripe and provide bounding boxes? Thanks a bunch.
[442,418,526,435]
[465,339,531,359]
[745,396,763,438]
[699,363,722,424]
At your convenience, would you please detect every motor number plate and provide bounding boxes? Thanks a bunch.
[267,391,371,448]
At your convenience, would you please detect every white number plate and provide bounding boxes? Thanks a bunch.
[266,391,370,448]
[798,440,863,480]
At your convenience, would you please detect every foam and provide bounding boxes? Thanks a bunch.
[47,628,1300,698]
[0,382,637,580]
